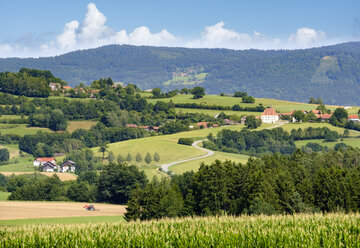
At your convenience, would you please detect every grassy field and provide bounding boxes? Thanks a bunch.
[176,107,262,116]
[0,172,77,181]
[94,123,278,177]
[281,122,360,136]
[163,73,207,86]
[0,115,22,120]
[0,192,10,201]
[170,151,249,174]
[0,156,35,172]
[1,213,360,247]
[0,215,125,226]
[0,124,52,136]
[0,144,20,158]
[295,138,360,149]
[147,94,340,113]
[67,120,98,133]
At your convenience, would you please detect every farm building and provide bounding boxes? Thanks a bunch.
[60,160,76,173]
[261,108,279,123]
[34,157,56,167]
[348,115,360,122]
[42,161,57,172]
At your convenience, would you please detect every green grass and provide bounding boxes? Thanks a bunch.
[95,123,278,177]
[0,192,10,201]
[295,138,360,149]
[170,151,249,174]
[281,122,360,137]
[163,73,207,86]
[67,120,98,133]
[0,156,35,172]
[176,108,262,116]
[0,124,52,136]
[0,215,125,226]
[147,94,339,113]
[1,214,360,247]
[0,115,22,120]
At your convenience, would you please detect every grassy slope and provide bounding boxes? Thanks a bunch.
[295,138,360,149]
[147,94,340,113]
[0,115,22,120]
[67,120,98,133]
[0,124,52,136]
[0,192,10,201]
[0,216,124,226]
[176,108,262,116]
[281,122,360,137]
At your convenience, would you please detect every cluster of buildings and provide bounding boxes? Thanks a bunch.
[260,107,360,124]
[33,157,76,173]
[49,83,71,91]
[125,124,160,131]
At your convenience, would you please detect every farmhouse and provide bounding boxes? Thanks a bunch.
[261,108,279,123]
[34,157,56,167]
[42,161,57,172]
[317,113,332,122]
[60,160,76,173]
[348,115,360,122]
[49,83,60,91]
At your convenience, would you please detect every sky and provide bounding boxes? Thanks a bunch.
[0,0,359,58]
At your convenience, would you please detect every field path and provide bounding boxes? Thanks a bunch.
[161,140,214,173]
[161,122,285,173]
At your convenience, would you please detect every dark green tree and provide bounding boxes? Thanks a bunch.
[191,87,205,99]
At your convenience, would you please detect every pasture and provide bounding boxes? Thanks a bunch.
[281,122,360,136]
[67,120,98,133]
[295,138,360,149]
[0,124,52,136]
[147,94,339,113]
[1,213,359,247]
[176,107,262,116]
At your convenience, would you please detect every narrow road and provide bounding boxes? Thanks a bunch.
[161,139,214,173]
[161,122,285,173]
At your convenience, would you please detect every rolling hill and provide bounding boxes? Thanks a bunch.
[1,42,360,105]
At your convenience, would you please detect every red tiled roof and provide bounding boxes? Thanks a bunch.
[348,115,359,119]
[312,110,321,114]
[152,126,159,130]
[126,124,138,128]
[317,114,332,119]
[63,86,71,89]
[262,108,278,116]
[139,126,150,129]
[196,122,208,127]
[35,157,55,162]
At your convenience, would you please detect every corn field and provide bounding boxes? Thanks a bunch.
[1,213,360,247]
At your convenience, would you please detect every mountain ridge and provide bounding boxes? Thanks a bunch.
[1,42,360,105]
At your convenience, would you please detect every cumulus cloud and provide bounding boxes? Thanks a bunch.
[288,27,327,47]
[0,3,336,58]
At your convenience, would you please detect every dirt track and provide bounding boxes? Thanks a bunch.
[0,201,126,220]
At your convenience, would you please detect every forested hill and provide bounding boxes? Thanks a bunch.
[1,42,360,105]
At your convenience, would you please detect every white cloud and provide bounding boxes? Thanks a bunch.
[0,3,336,58]
[288,27,327,47]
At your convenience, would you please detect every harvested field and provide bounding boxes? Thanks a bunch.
[0,201,126,220]
[0,172,77,181]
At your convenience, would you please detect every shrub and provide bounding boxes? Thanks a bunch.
[178,138,194,146]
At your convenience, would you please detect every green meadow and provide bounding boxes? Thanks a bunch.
[295,138,360,149]
[281,122,360,136]
[176,107,262,116]
[0,124,52,136]
[0,192,10,201]
[147,94,339,113]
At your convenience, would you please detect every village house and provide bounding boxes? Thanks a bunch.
[49,83,60,91]
[42,161,57,172]
[125,124,159,131]
[348,114,360,122]
[261,108,279,123]
[60,160,76,173]
[317,113,332,122]
[33,157,56,167]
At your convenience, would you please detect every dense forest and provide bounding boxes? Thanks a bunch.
[1,42,360,104]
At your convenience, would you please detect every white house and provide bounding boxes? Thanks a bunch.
[348,115,360,122]
[261,108,279,124]
[42,161,57,172]
[60,160,76,173]
[33,157,56,167]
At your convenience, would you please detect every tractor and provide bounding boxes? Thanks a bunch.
[83,204,96,211]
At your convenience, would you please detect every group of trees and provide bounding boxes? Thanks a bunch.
[203,127,340,156]
[126,147,360,220]
[0,148,9,162]
[0,68,66,97]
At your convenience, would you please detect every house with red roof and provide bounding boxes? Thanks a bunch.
[33,157,56,167]
[317,113,332,122]
[348,115,360,122]
[261,108,279,123]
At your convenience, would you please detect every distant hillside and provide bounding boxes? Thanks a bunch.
[1,42,360,105]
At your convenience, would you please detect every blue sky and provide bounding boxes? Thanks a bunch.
[0,0,359,57]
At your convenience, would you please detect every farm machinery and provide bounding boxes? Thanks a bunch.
[83,204,98,211]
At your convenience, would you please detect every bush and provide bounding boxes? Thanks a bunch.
[178,138,194,146]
